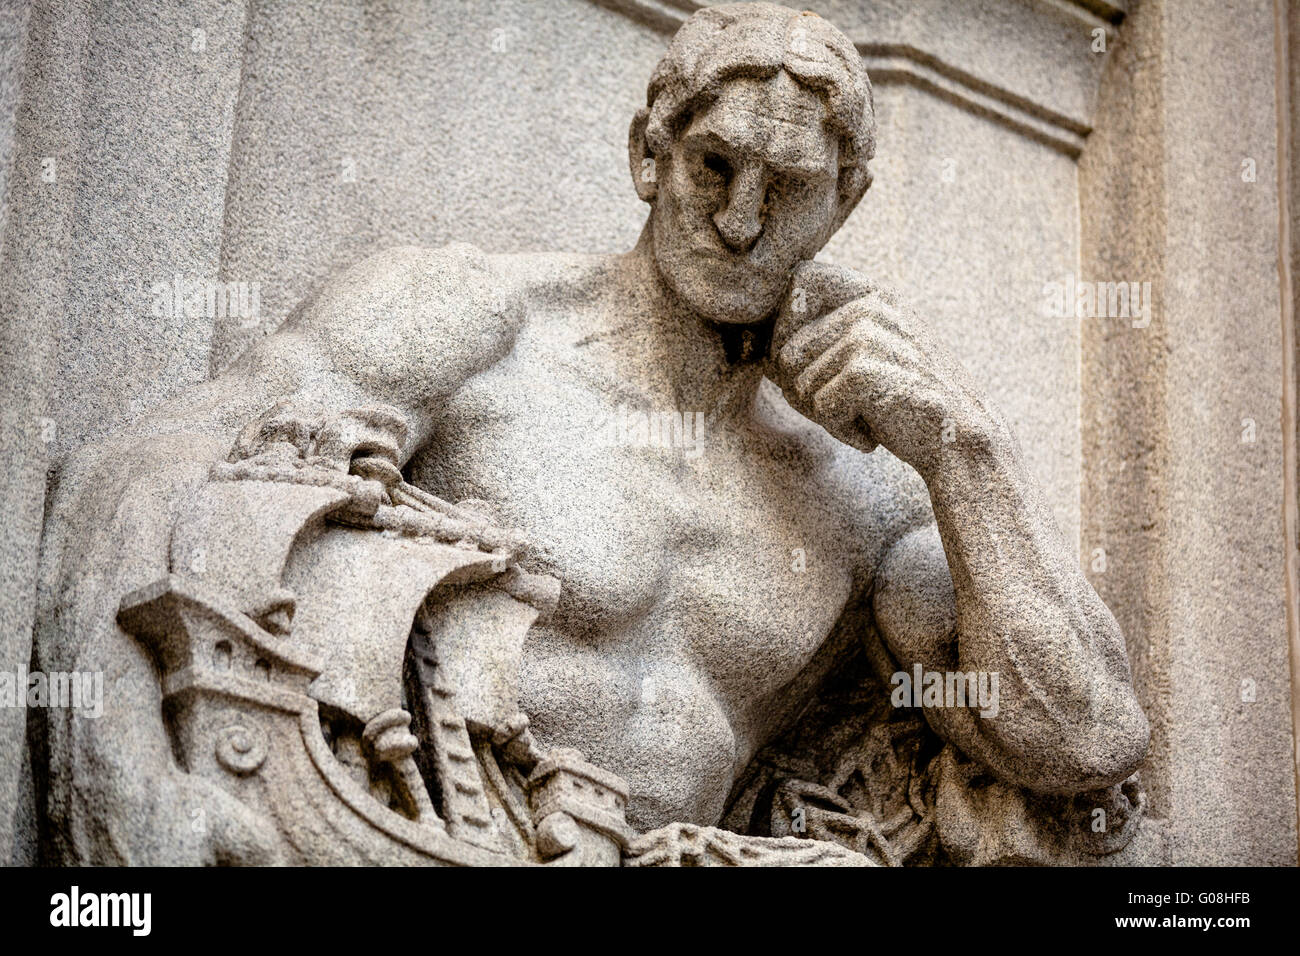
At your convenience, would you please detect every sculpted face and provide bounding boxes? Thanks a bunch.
[650,70,842,325]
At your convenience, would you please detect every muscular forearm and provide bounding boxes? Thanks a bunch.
[767,260,1148,793]
[924,414,1148,792]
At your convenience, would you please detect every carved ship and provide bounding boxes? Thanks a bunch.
[116,419,631,866]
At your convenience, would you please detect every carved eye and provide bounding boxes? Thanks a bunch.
[700,151,730,181]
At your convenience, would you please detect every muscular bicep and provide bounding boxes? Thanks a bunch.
[872,522,1117,789]
[871,523,999,762]
[873,522,957,668]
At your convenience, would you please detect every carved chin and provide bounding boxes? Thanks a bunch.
[679,278,772,325]
[655,248,784,325]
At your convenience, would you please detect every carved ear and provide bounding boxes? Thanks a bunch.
[828,162,872,238]
[628,107,657,203]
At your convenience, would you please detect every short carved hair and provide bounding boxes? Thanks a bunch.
[642,2,876,209]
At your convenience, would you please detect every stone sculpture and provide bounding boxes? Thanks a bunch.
[32,2,1160,866]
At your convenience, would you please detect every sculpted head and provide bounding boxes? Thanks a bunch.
[629,2,875,325]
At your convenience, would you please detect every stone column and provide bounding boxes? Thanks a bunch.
[0,0,250,864]
[1080,0,1300,865]
[0,0,37,868]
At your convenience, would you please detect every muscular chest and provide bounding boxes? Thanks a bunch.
[408,350,861,694]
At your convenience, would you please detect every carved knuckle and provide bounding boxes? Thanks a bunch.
[776,340,802,374]
[795,365,821,400]
[844,355,874,386]
[846,314,881,347]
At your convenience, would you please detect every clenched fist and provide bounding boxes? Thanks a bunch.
[770,261,1005,480]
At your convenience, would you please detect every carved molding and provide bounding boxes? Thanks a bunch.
[856,42,1088,157]
[591,0,1129,157]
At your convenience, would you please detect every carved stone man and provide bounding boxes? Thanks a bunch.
[35,2,1148,864]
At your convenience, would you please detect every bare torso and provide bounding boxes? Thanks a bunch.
[407,251,930,827]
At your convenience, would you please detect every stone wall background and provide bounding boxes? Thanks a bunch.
[1080,0,1300,867]
[0,0,1296,864]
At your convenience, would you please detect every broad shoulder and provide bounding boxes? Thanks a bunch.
[288,241,609,349]
[297,242,615,323]
[270,243,610,413]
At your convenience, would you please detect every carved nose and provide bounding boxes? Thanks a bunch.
[713,163,765,253]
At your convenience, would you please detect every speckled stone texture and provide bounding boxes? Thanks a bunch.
[1080,0,1299,865]
[0,0,1294,866]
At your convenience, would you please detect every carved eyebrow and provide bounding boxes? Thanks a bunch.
[684,128,832,181]
[682,128,739,158]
